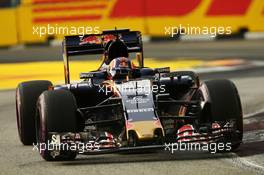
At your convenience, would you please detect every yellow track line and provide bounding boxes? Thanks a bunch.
[0,58,243,90]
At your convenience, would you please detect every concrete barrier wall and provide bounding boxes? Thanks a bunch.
[0,0,263,46]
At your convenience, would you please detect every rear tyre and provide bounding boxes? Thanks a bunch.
[36,90,77,161]
[202,79,243,151]
[16,80,52,145]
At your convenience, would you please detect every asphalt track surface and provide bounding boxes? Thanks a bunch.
[0,40,264,63]
[0,40,264,175]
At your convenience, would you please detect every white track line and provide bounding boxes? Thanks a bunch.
[244,108,264,118]
[224,110,264,174]
[245,32,264,40]
[225,153,264,174]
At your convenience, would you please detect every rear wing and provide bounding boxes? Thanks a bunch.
[62,29,144,84]
[64,29,142,56]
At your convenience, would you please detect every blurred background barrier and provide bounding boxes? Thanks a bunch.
[0,0,264,46]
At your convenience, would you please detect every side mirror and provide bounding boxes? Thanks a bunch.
[80,71,107,79]
[154,67,170,74]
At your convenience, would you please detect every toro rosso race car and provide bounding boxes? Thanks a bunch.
[16,29,243,161]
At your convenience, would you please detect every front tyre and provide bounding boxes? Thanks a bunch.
[36,90,77,161]
[202,79,243,151]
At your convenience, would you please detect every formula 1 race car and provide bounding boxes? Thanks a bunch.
[16,29,243,161]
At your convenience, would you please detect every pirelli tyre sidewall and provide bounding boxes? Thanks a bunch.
[202,79,243,151]
[36,90,77,161]
[16,80,52,145]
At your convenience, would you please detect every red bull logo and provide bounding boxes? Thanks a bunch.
[80,35,101,45]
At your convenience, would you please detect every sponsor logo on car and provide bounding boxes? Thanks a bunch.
[80,35,101,45]
[126,96,150,104]
[127,107,154,113]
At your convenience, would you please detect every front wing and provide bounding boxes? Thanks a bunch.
[40,120,240,157]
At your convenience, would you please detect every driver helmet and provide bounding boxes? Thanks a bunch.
[108,57,132,79]
[104,40,129,65]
